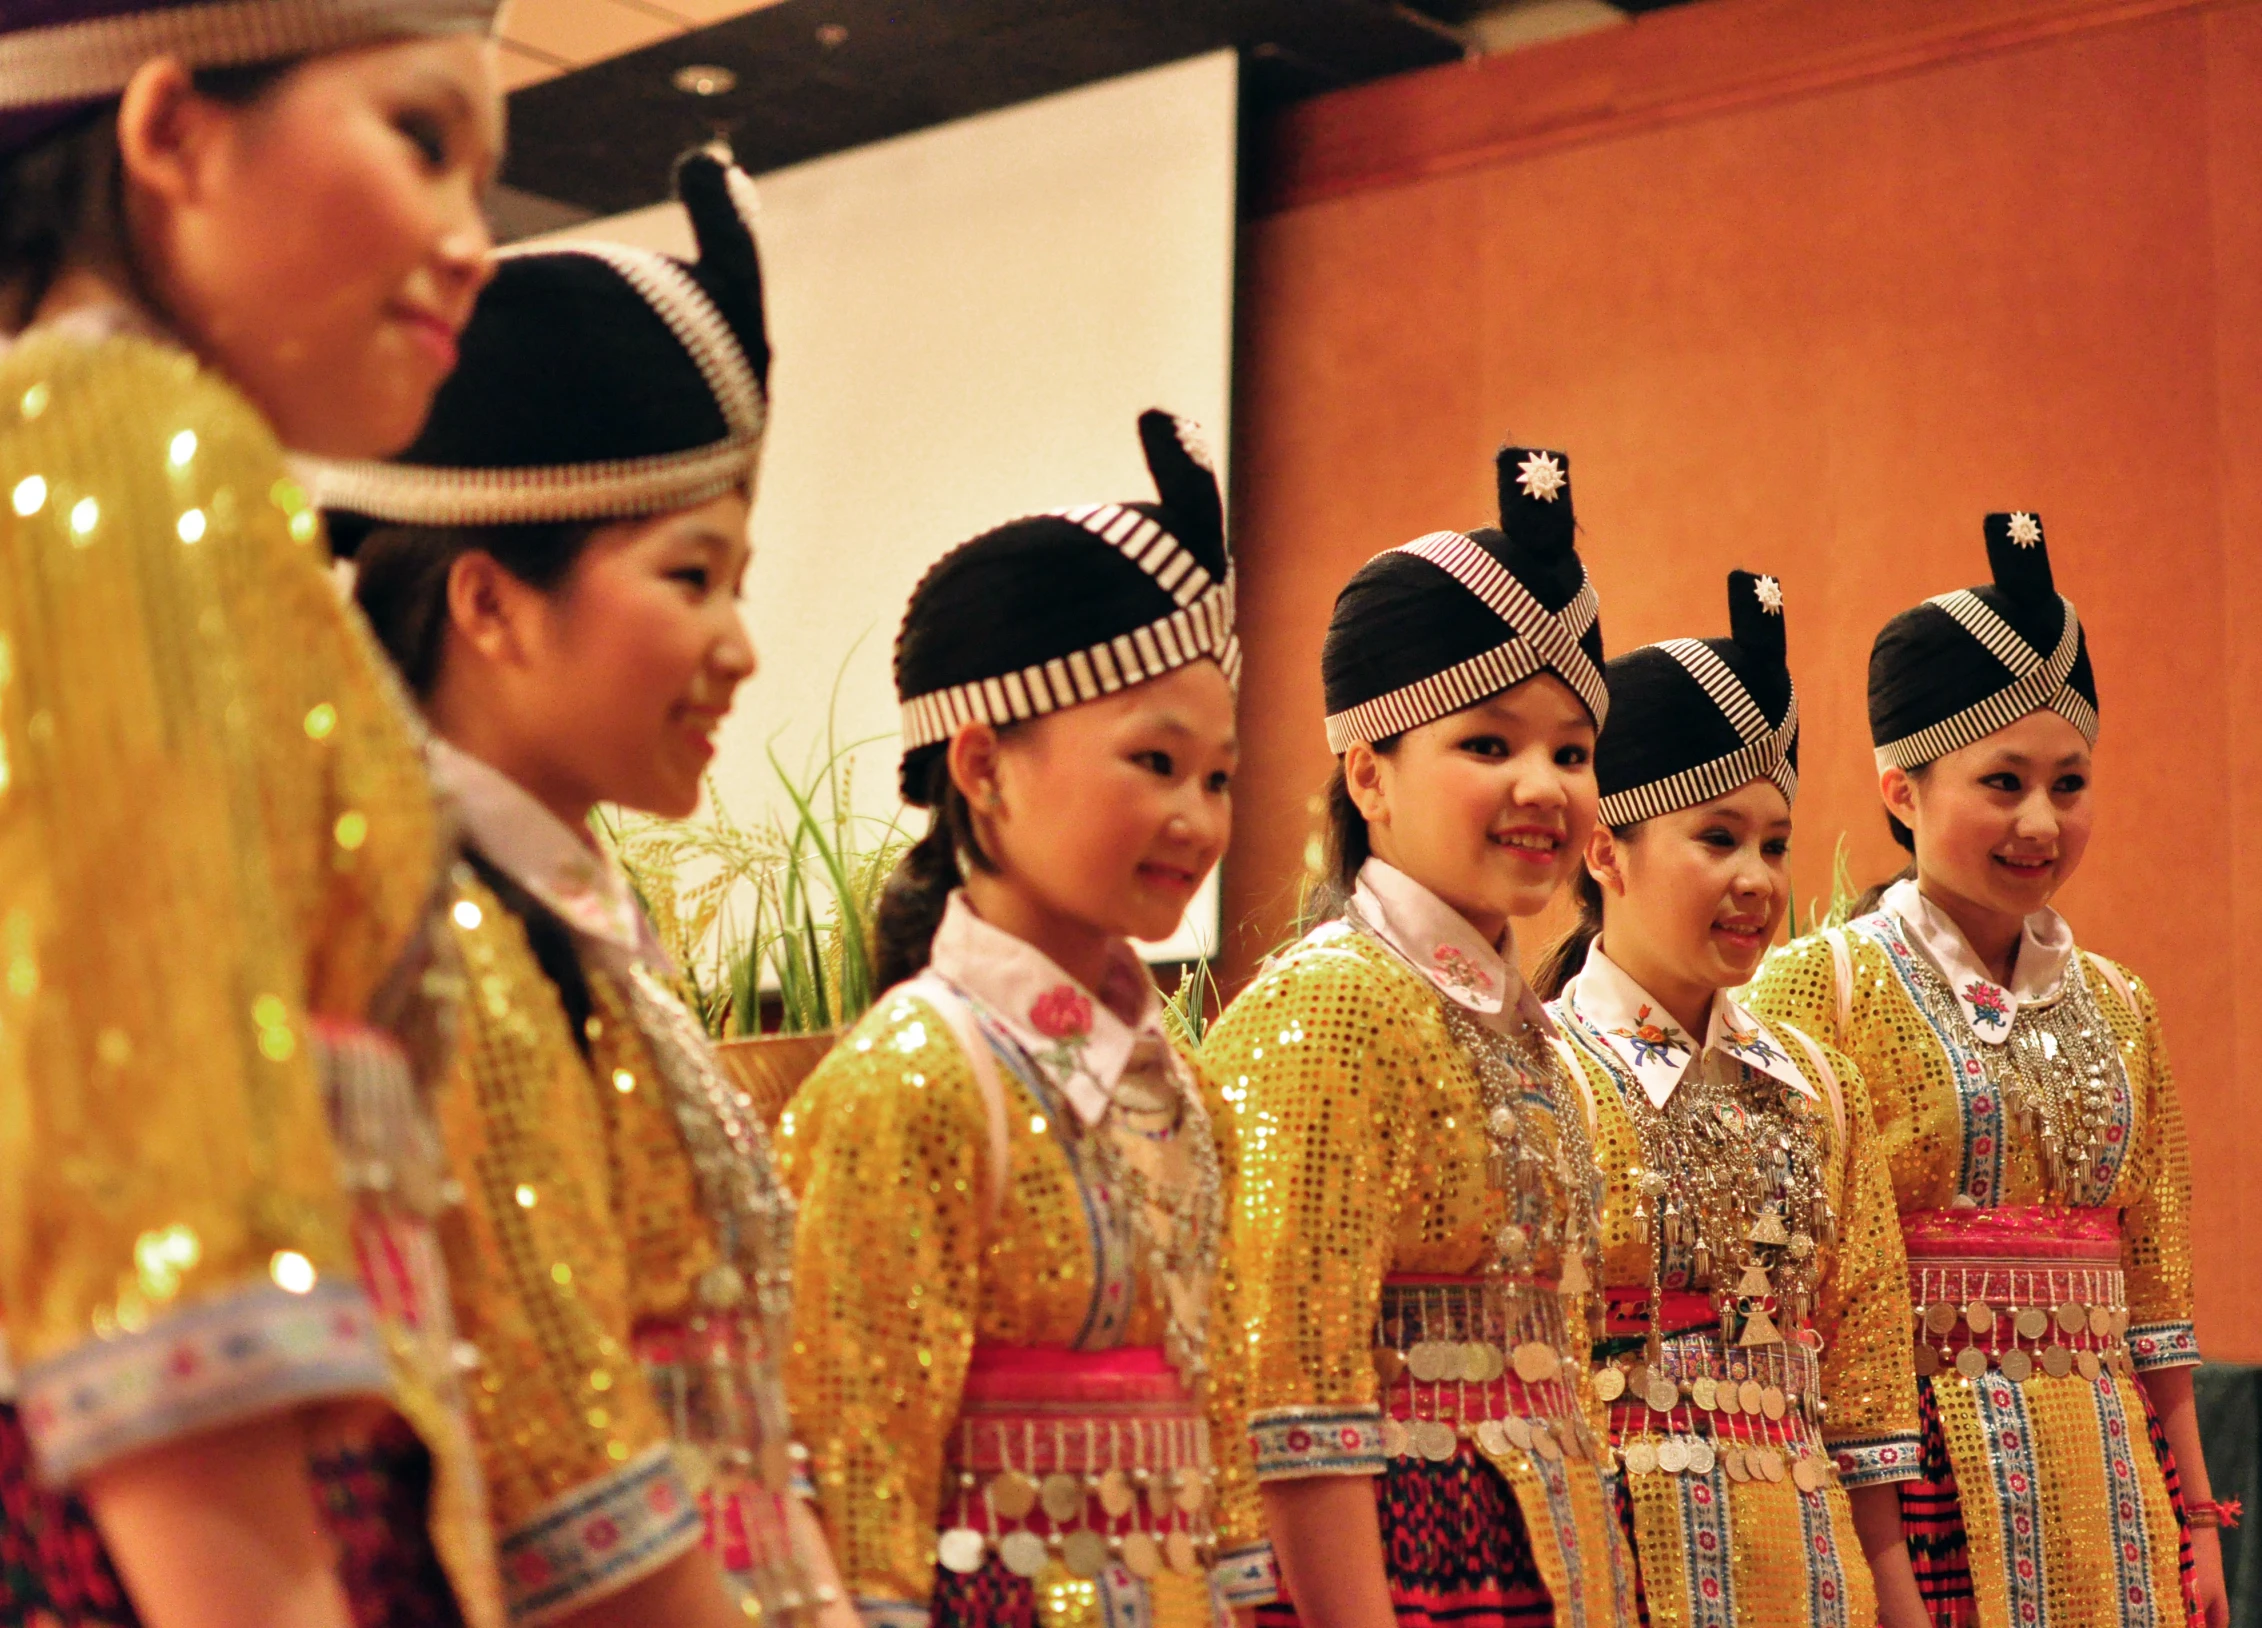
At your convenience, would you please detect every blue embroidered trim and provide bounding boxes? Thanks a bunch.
[2127,1322,2201,1372]
[1795,1468,1855,1628]
[501,1442,702,1624]
[1214,1542,1280,1607]
[1853,914,2006,1205]
[1249,1406,1385,1479]
[855,1600,930,1628]
[1829,1432,1925,1488]
[2091,1365,2163,1628]
[954,991,1137,1351]
[18,1277,390,1484]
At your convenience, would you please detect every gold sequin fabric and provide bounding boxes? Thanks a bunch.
[775,991,1246,1628]
[0,331,500,1625]
[1746,921,2196,1628]
[436,873,818,1623]
[1552,1012,1917,1628]
[1201,923,1634,1622]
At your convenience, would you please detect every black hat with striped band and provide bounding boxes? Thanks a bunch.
[893,410,1236,806]
[1868,512,2097,770]
[1596,570,1798,828]
[0,0,502,157]
[309,146,770,548]
[1321,444,1607,754]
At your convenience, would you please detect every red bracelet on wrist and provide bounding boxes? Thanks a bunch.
[2187,1497,2242,1531]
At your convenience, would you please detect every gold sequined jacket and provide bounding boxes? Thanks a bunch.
[1202,909,1637,1624]
[427,743,804,1624]
[0,330,501,1625]
[775,907,1248,1628]
[1551,946,1919,1486]
[1745,914,2196,1362]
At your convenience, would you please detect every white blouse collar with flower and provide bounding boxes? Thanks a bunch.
[430,738,664,974]
[1561,939,1814,1109]
[1350,858,1554,1038]
[1880,877,2074,1044]
[928,890,1169,1128]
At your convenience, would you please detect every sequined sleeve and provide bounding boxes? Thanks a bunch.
[1186,1046,1277,1604]
[776,996,990,1628]
[1744,934,1844,1050]
[436,881,699,1622]
[0,335,403,1483]
[2100,961,2199,1369]
[1202,937,1419,1484]
[1793,1030,1921,1487]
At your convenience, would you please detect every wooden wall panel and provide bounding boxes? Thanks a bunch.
[1225,0,2262,1354]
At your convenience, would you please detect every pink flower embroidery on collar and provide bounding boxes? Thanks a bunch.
[1429,944,1496,998]
[1029,985,1095,1040]
[1962,981,2011,1032]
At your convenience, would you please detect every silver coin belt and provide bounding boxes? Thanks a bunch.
[1369,1277,1601,1468]
[934,1397,1218,1584]
[1908,1259,2136,1385]
[1597,1332,1837,1491]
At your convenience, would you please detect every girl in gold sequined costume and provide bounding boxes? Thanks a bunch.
[1744,514,2222,1628]
[0,6,508,1627]
[777,411,1251,1628]
[1532,571,1924,1628]
[1203,447,1637,1628]
[314,151,853,1628]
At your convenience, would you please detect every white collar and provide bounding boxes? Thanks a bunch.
[1560,940,1814,1109]
[429,739,661,971]
[1880,877,2074,1043]
[928,891,1169,1128]
[1350,858,1554,1037]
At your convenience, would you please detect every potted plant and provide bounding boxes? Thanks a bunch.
[607,732,909,1129]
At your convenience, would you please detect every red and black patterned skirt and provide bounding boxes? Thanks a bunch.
[0,1404,460,1628]
[1253,1449,1556,1628]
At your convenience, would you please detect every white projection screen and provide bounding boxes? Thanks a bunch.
[544,50,1240,961]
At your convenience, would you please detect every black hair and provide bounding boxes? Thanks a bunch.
[1,63,298,331]
[1317,733,1403,907]
[1532,822,1640,1001]
[352,520,602,699]
[871,741,1015,993]
[1849,761,1929,918]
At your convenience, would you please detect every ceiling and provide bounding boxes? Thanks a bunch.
[492,0,1699,224]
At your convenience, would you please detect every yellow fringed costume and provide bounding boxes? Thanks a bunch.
[423,742,811,1625]
[777,893,1252,1628]
[1550,943,1919,1628]
[1202,861,1638,1628]
[1746,880,2196,1628]
[0,330,502,1625]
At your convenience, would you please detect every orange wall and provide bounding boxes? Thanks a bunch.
[1224,0,2262,1356]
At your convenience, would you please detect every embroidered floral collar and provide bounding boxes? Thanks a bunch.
[928,891,1167,1128]
[1350,858,1554,1038]
[1560,941,1813,1109]
[1880,877,2074,1043]
[429,739,662,971]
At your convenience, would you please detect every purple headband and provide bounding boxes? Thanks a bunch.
[0,0,499,157]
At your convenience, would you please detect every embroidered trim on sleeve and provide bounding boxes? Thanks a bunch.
[500,1441,703,1624]
[17,1276,390,1485]
[1214,1541,1281,1606]
[1249,1406,1387,1480]
[2127,1322,2201,1372]
[1829,1432,1925,1488]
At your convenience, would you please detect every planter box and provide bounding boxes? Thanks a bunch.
[715,1030,841,1132]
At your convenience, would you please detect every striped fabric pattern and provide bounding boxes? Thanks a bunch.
[1596,638,1798,827]
[0,0,499,109]
[899,504,1239,751]
[1876,589,2096,770]
[1323,530,1606,753]
[303,238,768,528]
